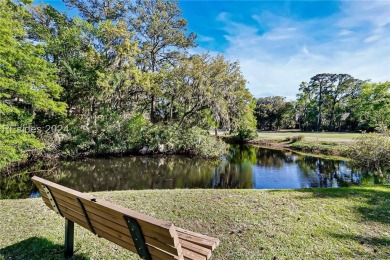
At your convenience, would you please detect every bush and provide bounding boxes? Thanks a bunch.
[293,135,304,142]
[60,113,227,158]
[140,124,228,157]
[285,135,304,143]
[230,127,257,143]
[348,133,390,176]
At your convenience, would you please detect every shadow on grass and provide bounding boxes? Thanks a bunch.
[0,237,87,259]
[272,186,390,225]
[329,232,390,257]
[330,233,390,247]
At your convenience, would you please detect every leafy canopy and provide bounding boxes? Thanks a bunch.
[0,0,66,168]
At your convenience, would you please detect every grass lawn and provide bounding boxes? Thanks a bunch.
[1,187,389,259]
[255,131,360,144]
[250,131,361,157]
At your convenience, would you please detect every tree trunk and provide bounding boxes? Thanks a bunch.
[316,84,323,132]
[150,52,156,123]
[330,98,337,131]
[170,96,174,120]
[150,94,155,123]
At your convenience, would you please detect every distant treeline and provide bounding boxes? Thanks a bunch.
[255,74,389,132]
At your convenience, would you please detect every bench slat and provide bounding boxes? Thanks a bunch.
[180,240,212,259]
[177,233,216,251]
[182,248,207,260]
[177,228,220,245]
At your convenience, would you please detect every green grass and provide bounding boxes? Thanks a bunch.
[255,131,359,144]
[251,131,360,157]
[1,187,389,259]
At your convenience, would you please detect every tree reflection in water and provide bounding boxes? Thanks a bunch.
[1,145,387,199]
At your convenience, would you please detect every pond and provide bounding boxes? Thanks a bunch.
[0,145,386,199]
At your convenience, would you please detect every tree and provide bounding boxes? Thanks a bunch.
[27,5,94,117]
[130,0,196,122]
[63,0,132,24]
[326,74,361,131]
[308,73,336,131]
[167,54,255,134]
[349,81,390,131]
[296,73,363,131]
[0,0,66,168]
[255,96,291,130]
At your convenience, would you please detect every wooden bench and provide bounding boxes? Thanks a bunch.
[32,176,220,260]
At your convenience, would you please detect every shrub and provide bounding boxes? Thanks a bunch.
[176,126,228,157]
[140,124,228,157]
[230,127,257,143]
[348,133,390,176]
[286,135,304,143]
[60,114,227,158]
[60,112,151,156]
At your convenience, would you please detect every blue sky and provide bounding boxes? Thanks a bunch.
[38,0,390,99]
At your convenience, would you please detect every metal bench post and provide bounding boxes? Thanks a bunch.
[64,219,74,258]
[123,216,152,260]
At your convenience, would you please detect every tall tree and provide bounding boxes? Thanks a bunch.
[255,96,291,130]
[326,74,361,131]
[0,0,66,168]
[63,0,132,23]
[297,73,362,131]
[166,54,254,132]
[27,5,94,116]
[308,73,336,131]
[349,81,390,131]
[130,0,196,122]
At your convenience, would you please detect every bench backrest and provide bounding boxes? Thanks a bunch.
[32,176,183,260]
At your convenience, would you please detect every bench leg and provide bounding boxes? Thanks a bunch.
[64,219,74,258]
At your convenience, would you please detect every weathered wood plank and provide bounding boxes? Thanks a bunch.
[180,240,212,259]
[176,228,219,251]
[176,228,219,245]
[182,248,207,260]
[177,233,216,251]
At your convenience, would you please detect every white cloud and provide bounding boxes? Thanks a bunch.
[197,34,215,43]
[216,0,390,99]
[338,29,354,36]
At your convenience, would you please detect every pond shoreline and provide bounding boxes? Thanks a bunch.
[0,147,221,176]
[246,139,349,159]
[2,145,367,199]
[245,142,349,161]
[226,131,358,159]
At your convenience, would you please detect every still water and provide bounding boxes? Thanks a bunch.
[0,145,371,199]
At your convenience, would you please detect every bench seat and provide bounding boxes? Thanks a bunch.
[32,176,219,260]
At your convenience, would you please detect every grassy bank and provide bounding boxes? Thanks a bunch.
[1,187,389,259]
[249,131,360,157]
